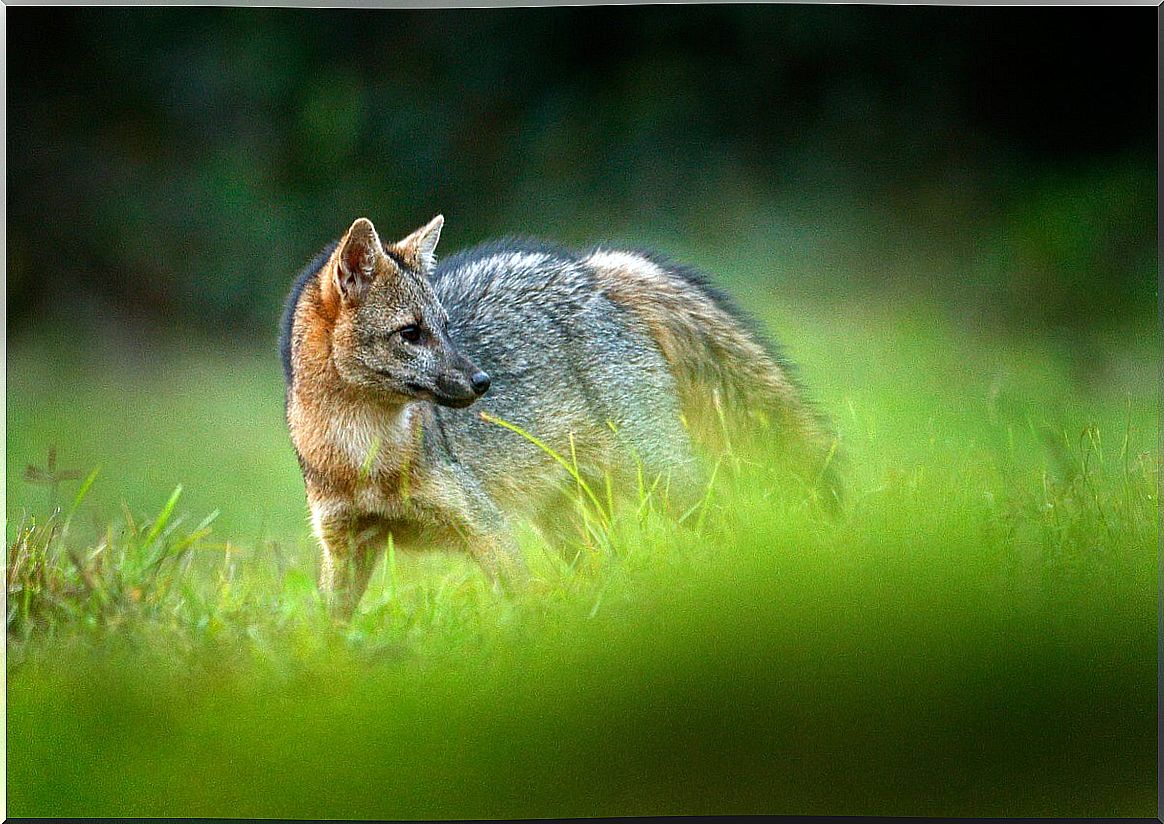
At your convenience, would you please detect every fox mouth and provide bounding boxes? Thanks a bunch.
[434,394,478,409]
[405,382,477,409]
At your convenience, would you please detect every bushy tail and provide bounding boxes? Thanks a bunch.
[585,249,842,506]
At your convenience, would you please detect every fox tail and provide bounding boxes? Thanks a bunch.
[586,248,842,507]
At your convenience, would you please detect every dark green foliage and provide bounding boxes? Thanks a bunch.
[6,7,1155,340]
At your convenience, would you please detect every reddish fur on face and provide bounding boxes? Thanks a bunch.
[286,224,426,509]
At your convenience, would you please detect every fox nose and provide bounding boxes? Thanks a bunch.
[469,370,491,396]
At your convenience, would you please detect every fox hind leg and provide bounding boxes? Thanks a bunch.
[462,529,529,593]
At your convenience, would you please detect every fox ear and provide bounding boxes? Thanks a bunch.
[335,217,382,302]
[395,214,444,273]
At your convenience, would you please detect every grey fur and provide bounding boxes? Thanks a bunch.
[425,239,698,510]
[284,226,835,615]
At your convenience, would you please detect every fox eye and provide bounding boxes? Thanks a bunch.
[399,324,422,344]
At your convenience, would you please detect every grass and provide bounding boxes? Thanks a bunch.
[4,294,1158,818]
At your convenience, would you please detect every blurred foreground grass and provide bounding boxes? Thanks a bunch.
[5,295,1158,817]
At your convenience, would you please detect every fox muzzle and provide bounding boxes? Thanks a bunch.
[431,363,490,409]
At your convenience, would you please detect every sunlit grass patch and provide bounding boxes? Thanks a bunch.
[4,306,1157,817]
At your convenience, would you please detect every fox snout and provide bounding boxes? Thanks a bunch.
[432,361,491,409]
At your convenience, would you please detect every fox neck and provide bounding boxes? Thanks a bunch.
[326,400,424,477]
[290,321,428,487]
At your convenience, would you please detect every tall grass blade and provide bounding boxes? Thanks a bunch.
[68,467,100,518]
[479,411,609,526]
[142,484,183,548]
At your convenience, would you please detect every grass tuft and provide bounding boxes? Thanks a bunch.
[4,309,1157,818]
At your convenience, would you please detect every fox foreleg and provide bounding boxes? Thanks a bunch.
[314,509,388,621]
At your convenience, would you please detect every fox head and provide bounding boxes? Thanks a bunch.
[323,215,490,409]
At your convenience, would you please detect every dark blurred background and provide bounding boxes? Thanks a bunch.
[6,6,1157,348]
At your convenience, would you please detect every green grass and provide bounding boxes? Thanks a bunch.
[5,296,1158,818]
